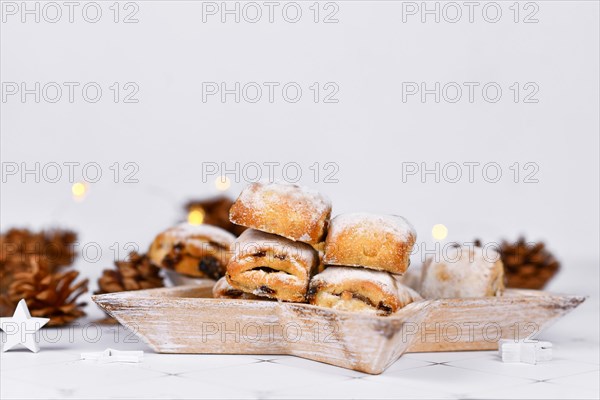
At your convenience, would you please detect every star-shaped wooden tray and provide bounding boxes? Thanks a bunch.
[93,283,584,374]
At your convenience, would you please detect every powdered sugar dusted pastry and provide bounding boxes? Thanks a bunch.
[148,223,235,280]
[420,245,505,299]
[308,267,418,316]
[323,213,416,274]
[212,277,261,300]
[229,182,331,244]
[226,229,318,302]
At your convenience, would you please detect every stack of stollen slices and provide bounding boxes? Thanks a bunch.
[219,182,330,302]
[215,181,421,316]
[308,213,420,315]
[145,179,505,310]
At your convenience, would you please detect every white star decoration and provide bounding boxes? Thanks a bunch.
[0,299,50,352]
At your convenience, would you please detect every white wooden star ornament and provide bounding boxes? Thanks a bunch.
[0,299,50,353]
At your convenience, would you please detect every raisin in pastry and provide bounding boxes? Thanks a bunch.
[212,276,262,300]
[307,266,419,316]
[148,223,235,279]
[225,229,318,302]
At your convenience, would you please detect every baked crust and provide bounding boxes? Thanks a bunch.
[212,277,262,300]
[420,245,505,298]
[323,213,416,274]
[307,266,418,316]
[225,229,318,302]
[148,223,235,279]
[229,182,331,244]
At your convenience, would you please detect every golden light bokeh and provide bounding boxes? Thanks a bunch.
[215,176,231,191]
[188,208,205,225]
[71,182,87,200]
[432,224,448,240]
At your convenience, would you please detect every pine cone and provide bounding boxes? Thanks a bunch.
[184,196,246,236]
[0,228,77,268]
[0,228,78,293]
[474,238,560,290]
[3,257,88,326]
[96,252,164,294]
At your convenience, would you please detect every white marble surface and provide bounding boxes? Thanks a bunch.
[1,260,598,400]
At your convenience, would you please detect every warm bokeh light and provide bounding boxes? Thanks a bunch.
[432,224,448,240]
[215,176,231,191]
[188,208,205,225]
[71,182,87,200]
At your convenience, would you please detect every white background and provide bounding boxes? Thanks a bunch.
[1,2,599,399]
[1,0,599,286]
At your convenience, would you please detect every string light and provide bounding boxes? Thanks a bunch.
[188,208,205,225]
[215,176,231,191]
[71,182,88,201]
[432,224,448,240]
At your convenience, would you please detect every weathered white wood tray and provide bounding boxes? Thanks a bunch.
[93,284,584,374]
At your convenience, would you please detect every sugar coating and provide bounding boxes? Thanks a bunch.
[167,223,236,246]
[328,213,416,242]
[312,266,399,297]
[231,182,331,241]
[420,245,504,299]
[237,181,331,215]
[232,229,317,267]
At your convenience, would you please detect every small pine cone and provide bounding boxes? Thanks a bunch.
[4,257,88,326]
[0,228,78,294]
[0,228,77,270]
[500,237,560,289]
[96,252,164,295]
[475,237,560,290]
